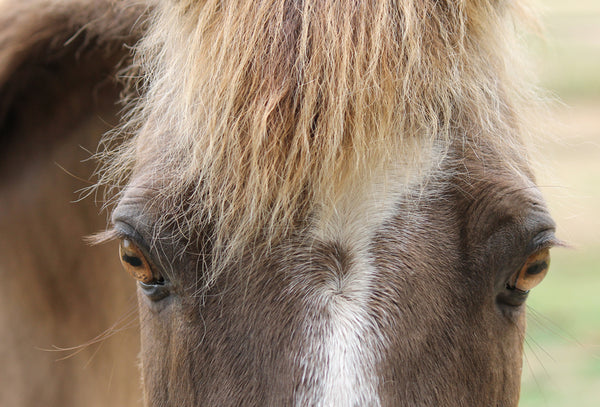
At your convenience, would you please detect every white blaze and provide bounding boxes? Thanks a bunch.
[294,150,434,406]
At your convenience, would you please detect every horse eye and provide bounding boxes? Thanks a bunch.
[508,248,550,293]
[119,239,155,284]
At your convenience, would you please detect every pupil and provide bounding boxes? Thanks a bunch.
[526,261,547,276]
[123,254,143,268]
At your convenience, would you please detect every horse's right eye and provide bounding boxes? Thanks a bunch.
[507,248,550,294]
[119,238,155,284]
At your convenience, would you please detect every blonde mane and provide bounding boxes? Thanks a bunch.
[97,0,541,286]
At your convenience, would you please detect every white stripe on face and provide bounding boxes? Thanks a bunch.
[294,149,436,406]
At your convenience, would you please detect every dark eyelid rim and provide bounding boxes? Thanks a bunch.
[113,221,148,250]
[528,228,565,254]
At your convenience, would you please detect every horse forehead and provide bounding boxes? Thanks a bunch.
[129,145,539,404]
[287,170,532,405]
[282,158,455,405]
[312,149,432,240]
[116,143,541,250]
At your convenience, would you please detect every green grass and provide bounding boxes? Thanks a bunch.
[520,248,600,406]
[518,3,600,404]
[527,248,600,340]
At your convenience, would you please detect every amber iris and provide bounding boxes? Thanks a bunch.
[509,248,550,293]
[119,239,154,284]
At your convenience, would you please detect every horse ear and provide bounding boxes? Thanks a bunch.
[0,0,147,136]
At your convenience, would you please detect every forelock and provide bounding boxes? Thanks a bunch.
[96,0,543,287]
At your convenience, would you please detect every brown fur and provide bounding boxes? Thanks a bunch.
[2,1,557,406]
[119,144,552,405]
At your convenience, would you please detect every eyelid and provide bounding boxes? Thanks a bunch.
[530,230,564,253]
[113,222,150,250]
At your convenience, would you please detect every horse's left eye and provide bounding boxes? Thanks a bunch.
[507,248,550,293]
[119,238,155,284]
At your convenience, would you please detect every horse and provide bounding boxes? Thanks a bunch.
[0,0,559,406]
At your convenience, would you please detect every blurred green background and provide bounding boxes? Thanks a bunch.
[520,1,600,406]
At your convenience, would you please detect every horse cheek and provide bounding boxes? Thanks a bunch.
[137,296,172,405]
